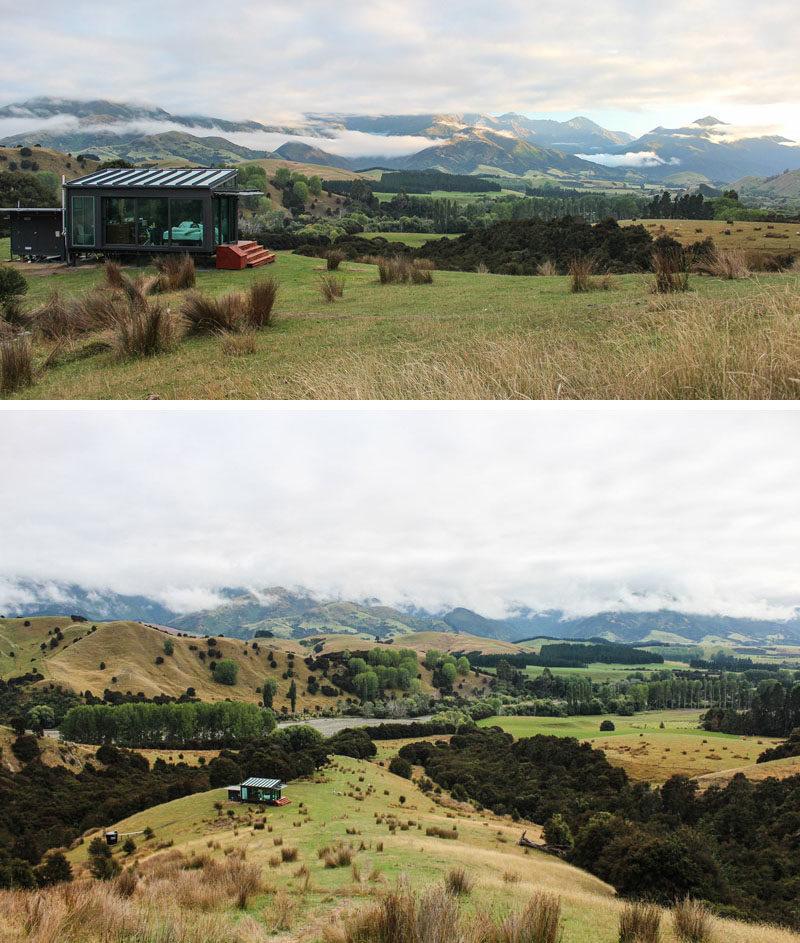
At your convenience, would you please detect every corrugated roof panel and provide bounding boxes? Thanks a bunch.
[241,777,283,789]
[66,168,239,189]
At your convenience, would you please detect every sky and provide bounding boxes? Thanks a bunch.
[1,408,799,622]
[1,1,799,142]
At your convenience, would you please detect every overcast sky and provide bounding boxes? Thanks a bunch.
[1,409,798,621]
[1,1,799,140]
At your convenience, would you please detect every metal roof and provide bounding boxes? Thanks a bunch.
[241,777,283,789]
[65,167,238,189]
[0,207,63,213]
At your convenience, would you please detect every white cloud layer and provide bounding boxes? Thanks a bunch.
[575,151,680,167]
[1,410,799,623]
[1,2,799,140]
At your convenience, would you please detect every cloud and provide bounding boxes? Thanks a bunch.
[1,2,800,140]
[1,410,800,624]
[577,150,680,167]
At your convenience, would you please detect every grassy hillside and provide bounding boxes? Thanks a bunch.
[46,755,799,943]
[0,723,95,773]
[624,218,800,256]
[0,145,101,180]
[6,251,800,401]
[0,615,93,678]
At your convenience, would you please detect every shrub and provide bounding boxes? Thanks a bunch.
[672,897,713,943]
[163,638,174,656]
[444,866,472,896]
[1,335,34,394]
[600,720,616,732]
[569,257,595,292]
[326,249,346,270]
[212,659,238,685]
[388,756,412,779]
[619,901,661,943]
[244,277,278,329]
[318,272,345,302]
[543,813,573,849]
[122,837,136,855]
[0,267,28,308]
[11,734,40,763]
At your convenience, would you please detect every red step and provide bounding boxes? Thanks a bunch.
[216,241,276,270]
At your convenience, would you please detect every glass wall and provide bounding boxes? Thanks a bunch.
[104,197,136,245]
[215,196,233,245]
[71,195,95,247]
[136,198,169,247]
[169,199,203,246]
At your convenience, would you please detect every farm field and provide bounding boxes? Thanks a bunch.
[624,218,800,253]
[358,231,457,245]
[51,755,799,943]
[477,710,783,782]
[4,251,800,400]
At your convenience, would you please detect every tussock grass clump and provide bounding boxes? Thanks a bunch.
[619,901,662,943]
[280,845,299,862]
[243,277,278,329]
[653,247,691,293]
[444,866,472,896]
[475,262,490,274]
[326,249,346,271]
[152,253,196,292]
[425,826,458,840]
[318,273,346,302]
[536,259,558,277]
[377,256,413,284]
[411,260,434,284]
[182,290,243,334]
[112,299,183,359]
[569,257,595,292]
[319,842,353,868]
[226,860,263,909]
[672,897,713,943]
[104,260,126,291]
[698,248,751,279]
[220,329,256,356]
[1,335,34,394]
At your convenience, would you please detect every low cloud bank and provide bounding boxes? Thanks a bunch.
[578,150,680,167]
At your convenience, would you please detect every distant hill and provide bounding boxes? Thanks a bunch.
[3,580,799,647]
[612,116,800,183]
[731,168,800,212]
[0,145,100,180]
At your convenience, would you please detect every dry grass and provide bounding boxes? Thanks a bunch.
[274,287,800,400]
[444,867,473,896]
[182,290,243,334]
[318,273,346,302]
[220,330,256,357]
[698,248,751,280]
[411,260,434,284]
[536,260,558,277]
[672,897,713,943]
[280,846,299,863]
[475,262,490,274]
[1,334,34,394]
[319,842,353,868]
[377,256,414,284]
[619,901,661,943]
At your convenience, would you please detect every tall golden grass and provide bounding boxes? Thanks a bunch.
[272,287,800,400]
[0,335,34,394]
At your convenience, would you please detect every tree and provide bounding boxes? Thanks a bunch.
[288,679,297,712]
[27,704,55,735]
[456,656,470,676]
[34,851,72,887]
[273,167,291,187]
[163,638,175,656]
[11,735,40,764]
[544,813,574,849]
[439,662,458,690]
[308,175,322,197]
[262,677,278,709]
[88,839,121,880]
[292,180,309,205]
[122,837,136,855]
[0,267,28,311]
[600,719,615,732]
[389,756,412,778]
[213,660,238,686]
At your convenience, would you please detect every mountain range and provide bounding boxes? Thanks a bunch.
[2,580,799,647]
[2,98,800,184]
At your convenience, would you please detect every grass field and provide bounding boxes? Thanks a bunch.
[4,250,800,400]
[626,218,800,254]
[477,710,783,783]
[358,231,457,245]
[45,755,798,943]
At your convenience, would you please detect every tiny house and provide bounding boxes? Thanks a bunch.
[229,777,288,805]
[63,167,246,258]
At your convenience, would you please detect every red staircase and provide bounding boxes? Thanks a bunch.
[216,241,276,270]
[272,797,291,806]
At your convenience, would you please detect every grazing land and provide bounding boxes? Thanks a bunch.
[478,710,783,782]
[4,252,800,400]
